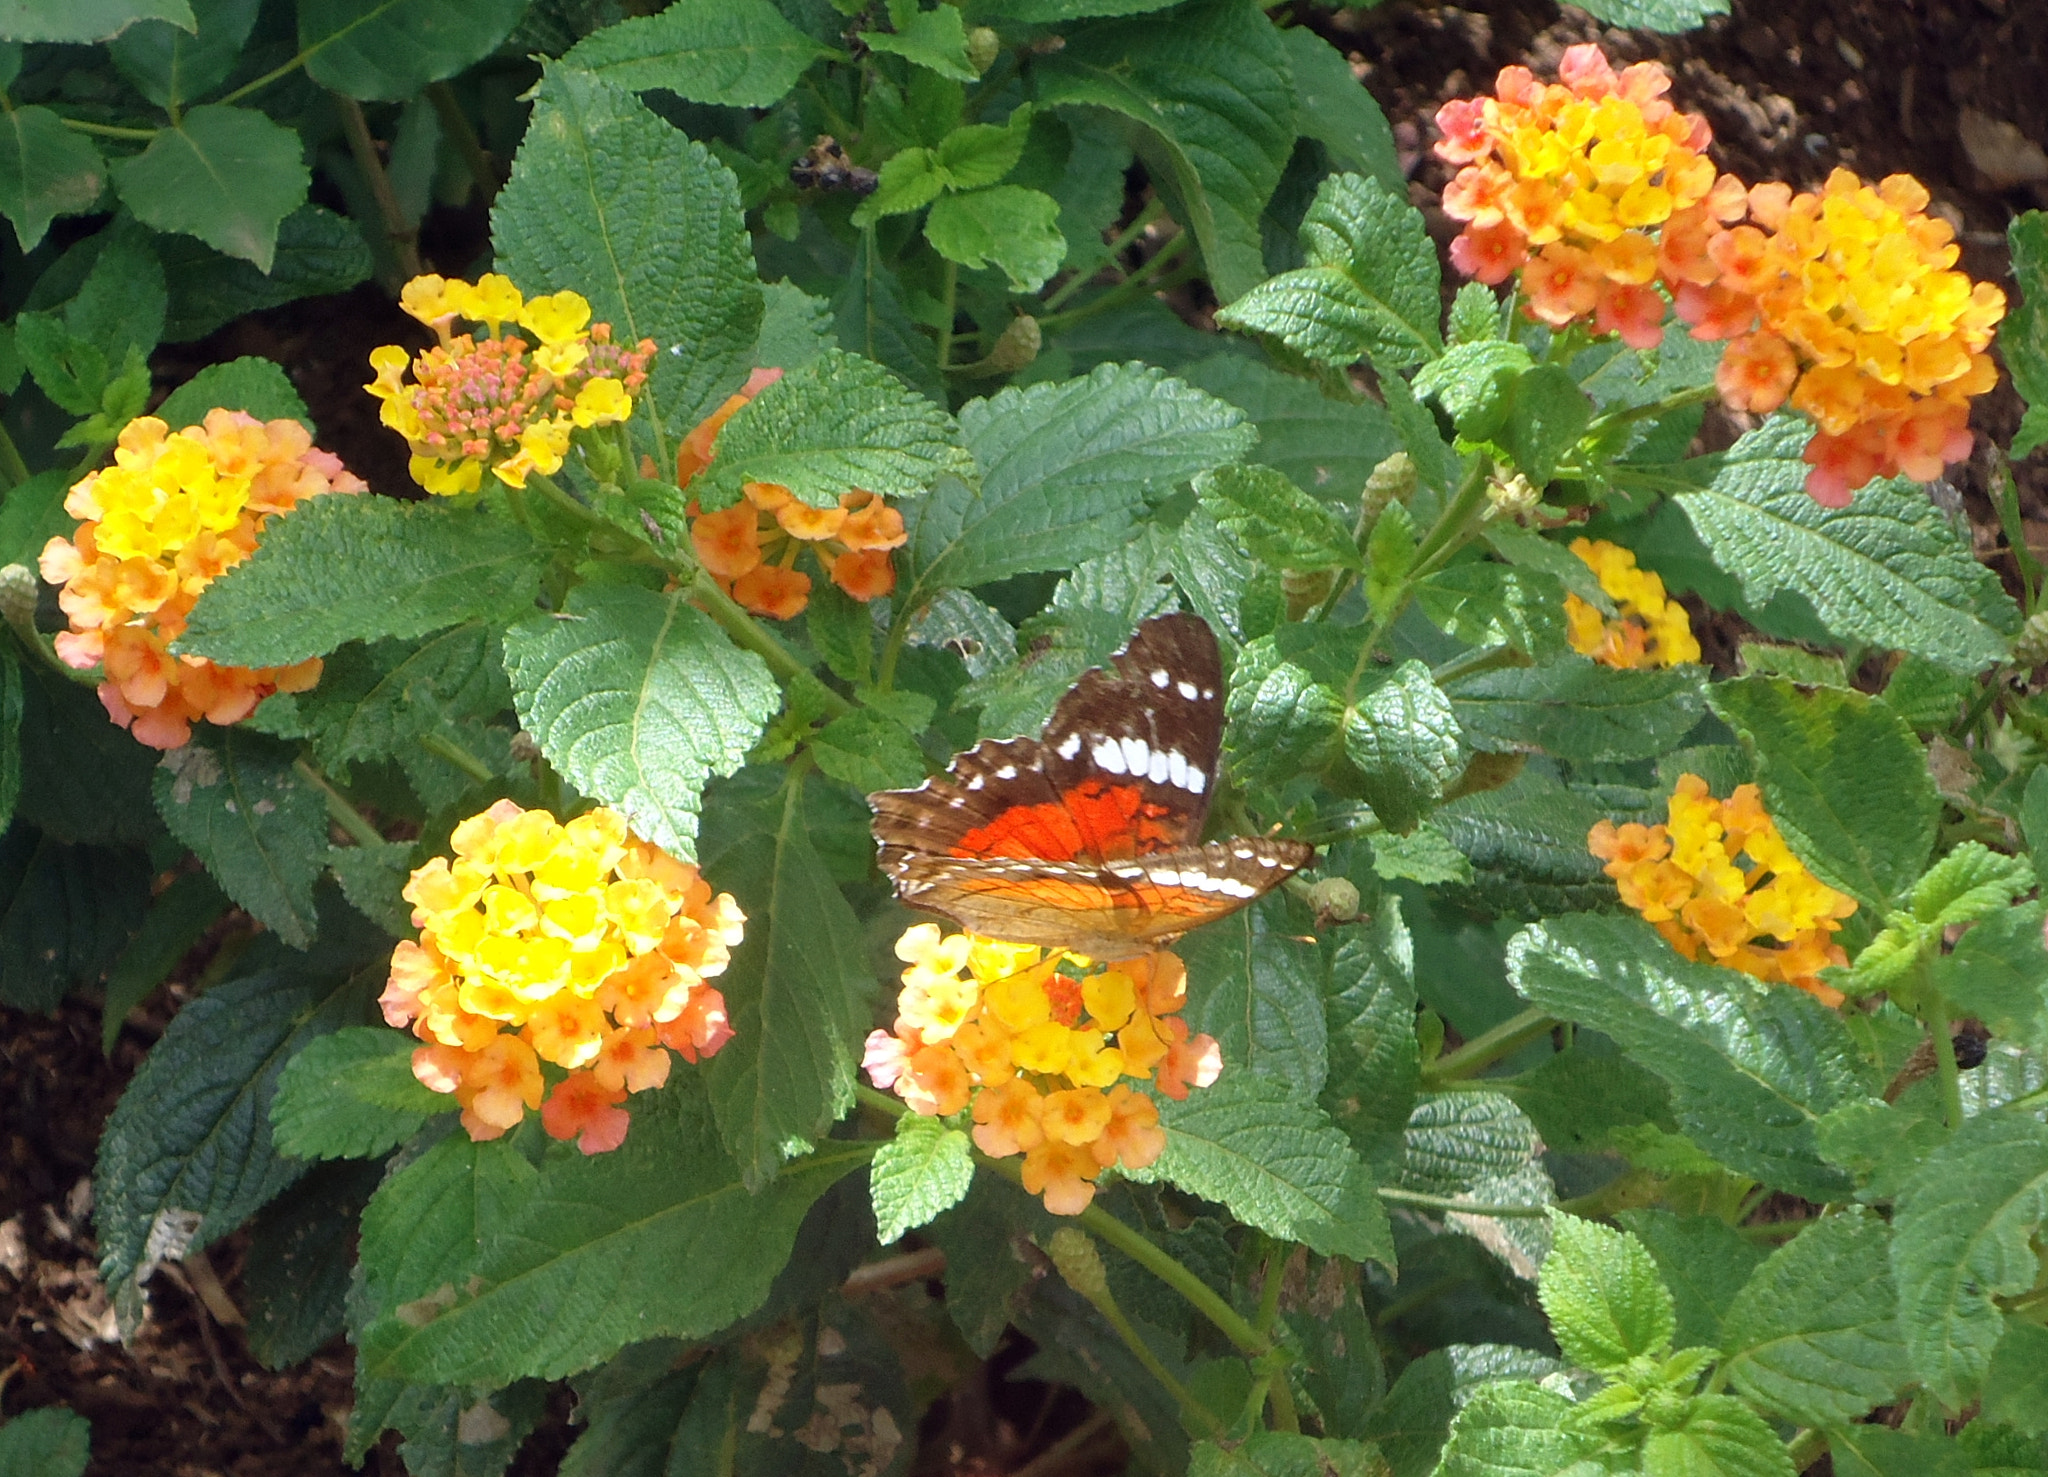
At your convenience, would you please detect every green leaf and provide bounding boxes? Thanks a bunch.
[1196,462,1361,572]
[1824,1425,1974,1477]
[1036,0,1294,303]
[906,361,1252,597]
[833,228,945,403]
[94,958,371,1288]
[924,184,1066,292]
[1277,27,1401,195]
[936,104,1035,189]
[1323,903,1419,1147]
[1501,364,1593,489]
[1179,354,1403,506]
[1909,842,2034,927]
[299,0,526,99]
[159,204,373,342]
[1399,1091,1554,1278]
[1892,1107,2048,1409]
[296,625,509,775]
[698,347,971,509]
[1371,826,1473,886]
[181,496,544,667]
[1708,677,1936,908]
[1414,564,1567,658]
[2006,214,2048,456]
[1676,416,2019,673]
[809,707,927,793]
[0,0,192,42]
[496,64,762,440]
[99,870,228,1053]
[1448,659,1703,765]
[1615,1210,1763,1351]
[270,1026,441,1161]
[1507,913,1867,1200]
[1413,342,1534,441]
[1131,1070,1393,1265]
[1571,0,1729,31]
[870,1114,973,1243]
[1942,902,2048,1074]
[562,0,829,105]
[1191,1434,1388,1477]
[0,828,147,1012]
[1718,1209,1909,1425]
[976,0,1174,20]
[1181,895,1329,1097]
[1431,1380,1605,1477]
[1984,1319,2048,1435]
[243,1158,378,1370]
[153,731,328,948]
[1216,172,1441,371]
[1641,1395,1795,1477]
[0,1407,90,1477]
[1538,1212,1674,1372]
[503,584,778,864]
[0,106,105,252]
[861,0,972,76]
[852,146,947,223]
[109,0,256,108]
[109,105,308,271]
[1344,659,1462,832]
[154,354,308,428]
[1433,769,1617,919]
[326,840,416,936]
[360,1082,874,1385]
[1223,629,1346,791]
[697,774,877,1185]
[752,281,833,374]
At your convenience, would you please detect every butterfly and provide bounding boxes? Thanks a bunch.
[869,612,1315,959]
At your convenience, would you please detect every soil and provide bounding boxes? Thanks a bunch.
[8,1,2046,1472]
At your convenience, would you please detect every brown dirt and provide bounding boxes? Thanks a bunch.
[12,2,2045,1472]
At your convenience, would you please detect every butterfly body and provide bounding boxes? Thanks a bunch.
[869,613,1314,957]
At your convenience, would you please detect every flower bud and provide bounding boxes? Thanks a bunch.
[1046,1227,1109,1302]
[0,563,38,642]
[1305,876,1361,922]
[2013,609,2048,668]
[966,25,1001,75]
[1359,451,1417,529]
[1485,471,1539,522]
[989,315,1041,373]
[1281,567,1335,621]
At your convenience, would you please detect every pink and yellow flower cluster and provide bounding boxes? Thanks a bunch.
[367,274,655,495]
[1589,774,1857,1005]
[380,800,742,1153]
[1436,46,2006,504]
[39,411,363,749]
[864,925,1223,1215]
[1563,537,1700,670]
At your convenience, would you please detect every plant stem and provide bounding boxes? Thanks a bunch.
[333,92,425,284]
[1377,1187,1552,1217]
[417,730,497,783]
[59,118,159,140]
[1064,1243,1228,1440]
[294,757,386,849]
[1034,236,1193,333]
[691,571,855,720]
[1344,455,1493,706]
[1042,199,1164,312]
[937,260,959,374]
[1786,1429,1826,1473]
[1419,1006,1555,1086]
[0,423,31,489]
[1007,1411,1116,1477]
[1581,384,1717,438]
[1924,976,1965,1130]
[426,82,498,208]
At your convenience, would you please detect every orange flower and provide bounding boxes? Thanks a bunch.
[690,502,762,581]
[677,368,783,488]
[1562,538,1700,669]
[731,564,811,620]
[541,1070,631,1154]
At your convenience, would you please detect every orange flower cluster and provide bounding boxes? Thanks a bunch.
[1677,170,2005,506]
[1589,774,1857,1005]
[39,411,363,749]
[380,800,742,1153]
[1563,537,1700,669]
[367,274,655,494]
[864,925,1223,1215]
[1436,45,1725,349]
[676,370,908,619]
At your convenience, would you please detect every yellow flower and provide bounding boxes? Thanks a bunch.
[1563,537,1700,669]
[572,377,632,428]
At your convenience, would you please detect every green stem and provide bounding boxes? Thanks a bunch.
[876,603,913,692]
[1430,643,1529,686]
[217,43,327,107]
[334,91,425,284]
[1924,973,1965,1131]
[1071,1248,1228,1440]
[691,571,854,721]
[1786,1429,1826,1473]
[59,118,159,140]
[1581,384,1717,438]
[1252,1237,1286,1336]
[1042,199,1164,312]
[417,730,497,784]
[1376,1187,1552,1218]
[294,757,386,849]
[426,82,498,208]
[1034,236,1194,334]
[0,423,31,489]
[1344,455,1493,706]
[1419,1006,1554,1086]
[936,260,959,374]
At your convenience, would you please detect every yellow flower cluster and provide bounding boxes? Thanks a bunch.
[1589,774,1857,1004]
[1563,537,1700,669]
[380,800,743,1152]
[366,274,655,495]
[864,925,1222,1215]
[39,411,363,749]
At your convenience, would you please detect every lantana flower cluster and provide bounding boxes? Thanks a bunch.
[380,800,743,1154]
[366,274,655,495]
[677,370,908,620]
[39,411,364,749]
[1436,46,2007,505]
[1563,537,1700,669]
[864,925,1223,1215]
[1589,774,1857,1005]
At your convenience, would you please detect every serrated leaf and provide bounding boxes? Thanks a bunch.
[1717,1209,1908,1425]
[1372,827,1472,885]
[924,184,1066,292]
[1218,172,1440,371]
[1191,1434,1388,1477]
[100,869,228,1052]
[1572,0,1729,30]
[1910,841,2034,927]
[1324,904,1419,1148]
[1937,902,2048,1055]
[1615,1210,1762,1351]
[1036,0,1293,303]
[1130,1071,1393,1265]
[1434,769,1616,919]
[154,354,308,428]
[159,204,373,342]
[1641,1395,1794,1477]
[1278,27,1401,194]
[870,1114,973,1243]
[1448,658,1702,764]
[809,707,926,793]
[905,361,1252,597]
[1539,1213,1673,1371]
[1708,677,1936,908]
[1983,1319,2048,1435]
[0,105,105,253]
[496,64,761,441]
[1180,354,1403,506]
[153,731,327,948]
[936,105,1034,190]
[2007,215,2048,453]
[1224,628,1347,792]
[1431,1380,1605,1477]
[299,0,525,100]
[94,959,371,1288]
[109,106,307,271]
[833,229,945,403]
[1414,565,1568,658]
[503,584,778,863]
[1413,342,1533,441]
[1180,895,1329,1097]
[1345,660,1462,833]
[1501,364,1593,488]
[0,1407,90,1477]
[861,0,972,77]
[1401,1092,1554,1278]
[698,347,971,509]
[1197,462,1361,572]
[243,1158,379,1370]
[271,1027,442,1161]
[1891,1107,2048,1409]
[696,773,876,1185]
[1507,913,1867,1200]
[563,0,829,106]
[109,0,255,107]
[1676,416,2018,674]
[1823,1425,1973,1477]
[360,1081,873,1385]
[180,496,544,667]
[0,0,192,43]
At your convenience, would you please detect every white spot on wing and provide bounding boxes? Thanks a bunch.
[995,765,1016,779]
[1093,738,1127,774]
[1187,767,1207,795]
[1150,669,1170,688]
[1169,751,1188,788]
[1056,733,1082,760]
[1120,737,1148,775]
[1177,680,1199,700]
[1150,868,1182,887]
[966,775,984,790]
[1148,749,1170,783]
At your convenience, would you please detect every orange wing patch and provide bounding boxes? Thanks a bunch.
[952,780,1179,863]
